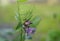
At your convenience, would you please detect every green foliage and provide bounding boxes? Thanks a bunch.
[1,3,60,41]
[24,10,33,20]
[15,10,33,30]
[13,28,25,41]
[15,7,41,41]
[47,30,60,41]
[30,16,41,27]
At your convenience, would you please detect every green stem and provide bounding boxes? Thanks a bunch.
[17,0,25,41]
[20,28,23,41]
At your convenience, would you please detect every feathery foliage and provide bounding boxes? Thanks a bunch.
[14,0,41,41]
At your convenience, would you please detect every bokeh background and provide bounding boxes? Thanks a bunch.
[0,0,60,41]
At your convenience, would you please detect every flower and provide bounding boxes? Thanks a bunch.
[25,28,36,39]
[26,28,36,34]
[25,20,32,25]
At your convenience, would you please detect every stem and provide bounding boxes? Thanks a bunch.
[17,0,25,41]
[20,28,23,41]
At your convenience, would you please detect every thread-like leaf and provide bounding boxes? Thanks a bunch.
[24,10,33,20]
[15,22,22,30]
[26,11,33,20]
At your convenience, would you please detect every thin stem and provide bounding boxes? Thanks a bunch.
[17,0,25,41]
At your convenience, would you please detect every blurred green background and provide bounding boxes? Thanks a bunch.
[0,0,60,41]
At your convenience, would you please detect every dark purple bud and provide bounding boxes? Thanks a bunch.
[24,20,32,25]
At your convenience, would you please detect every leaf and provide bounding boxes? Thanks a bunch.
[30,16,41,27]
[26,10,33,20]
[24,10,33,20]
[15,22,22,30]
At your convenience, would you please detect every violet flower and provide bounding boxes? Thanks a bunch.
[26,28,36,34]
[25,28,36,39]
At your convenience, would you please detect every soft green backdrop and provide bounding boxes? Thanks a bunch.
[0,4,60,41]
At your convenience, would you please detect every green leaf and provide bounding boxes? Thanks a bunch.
[24,10,33,20]
[15,22,22,30]
[26,10,33,20]
[30,16,41,27]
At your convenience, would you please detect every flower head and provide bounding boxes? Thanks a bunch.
[26,28,36,34]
